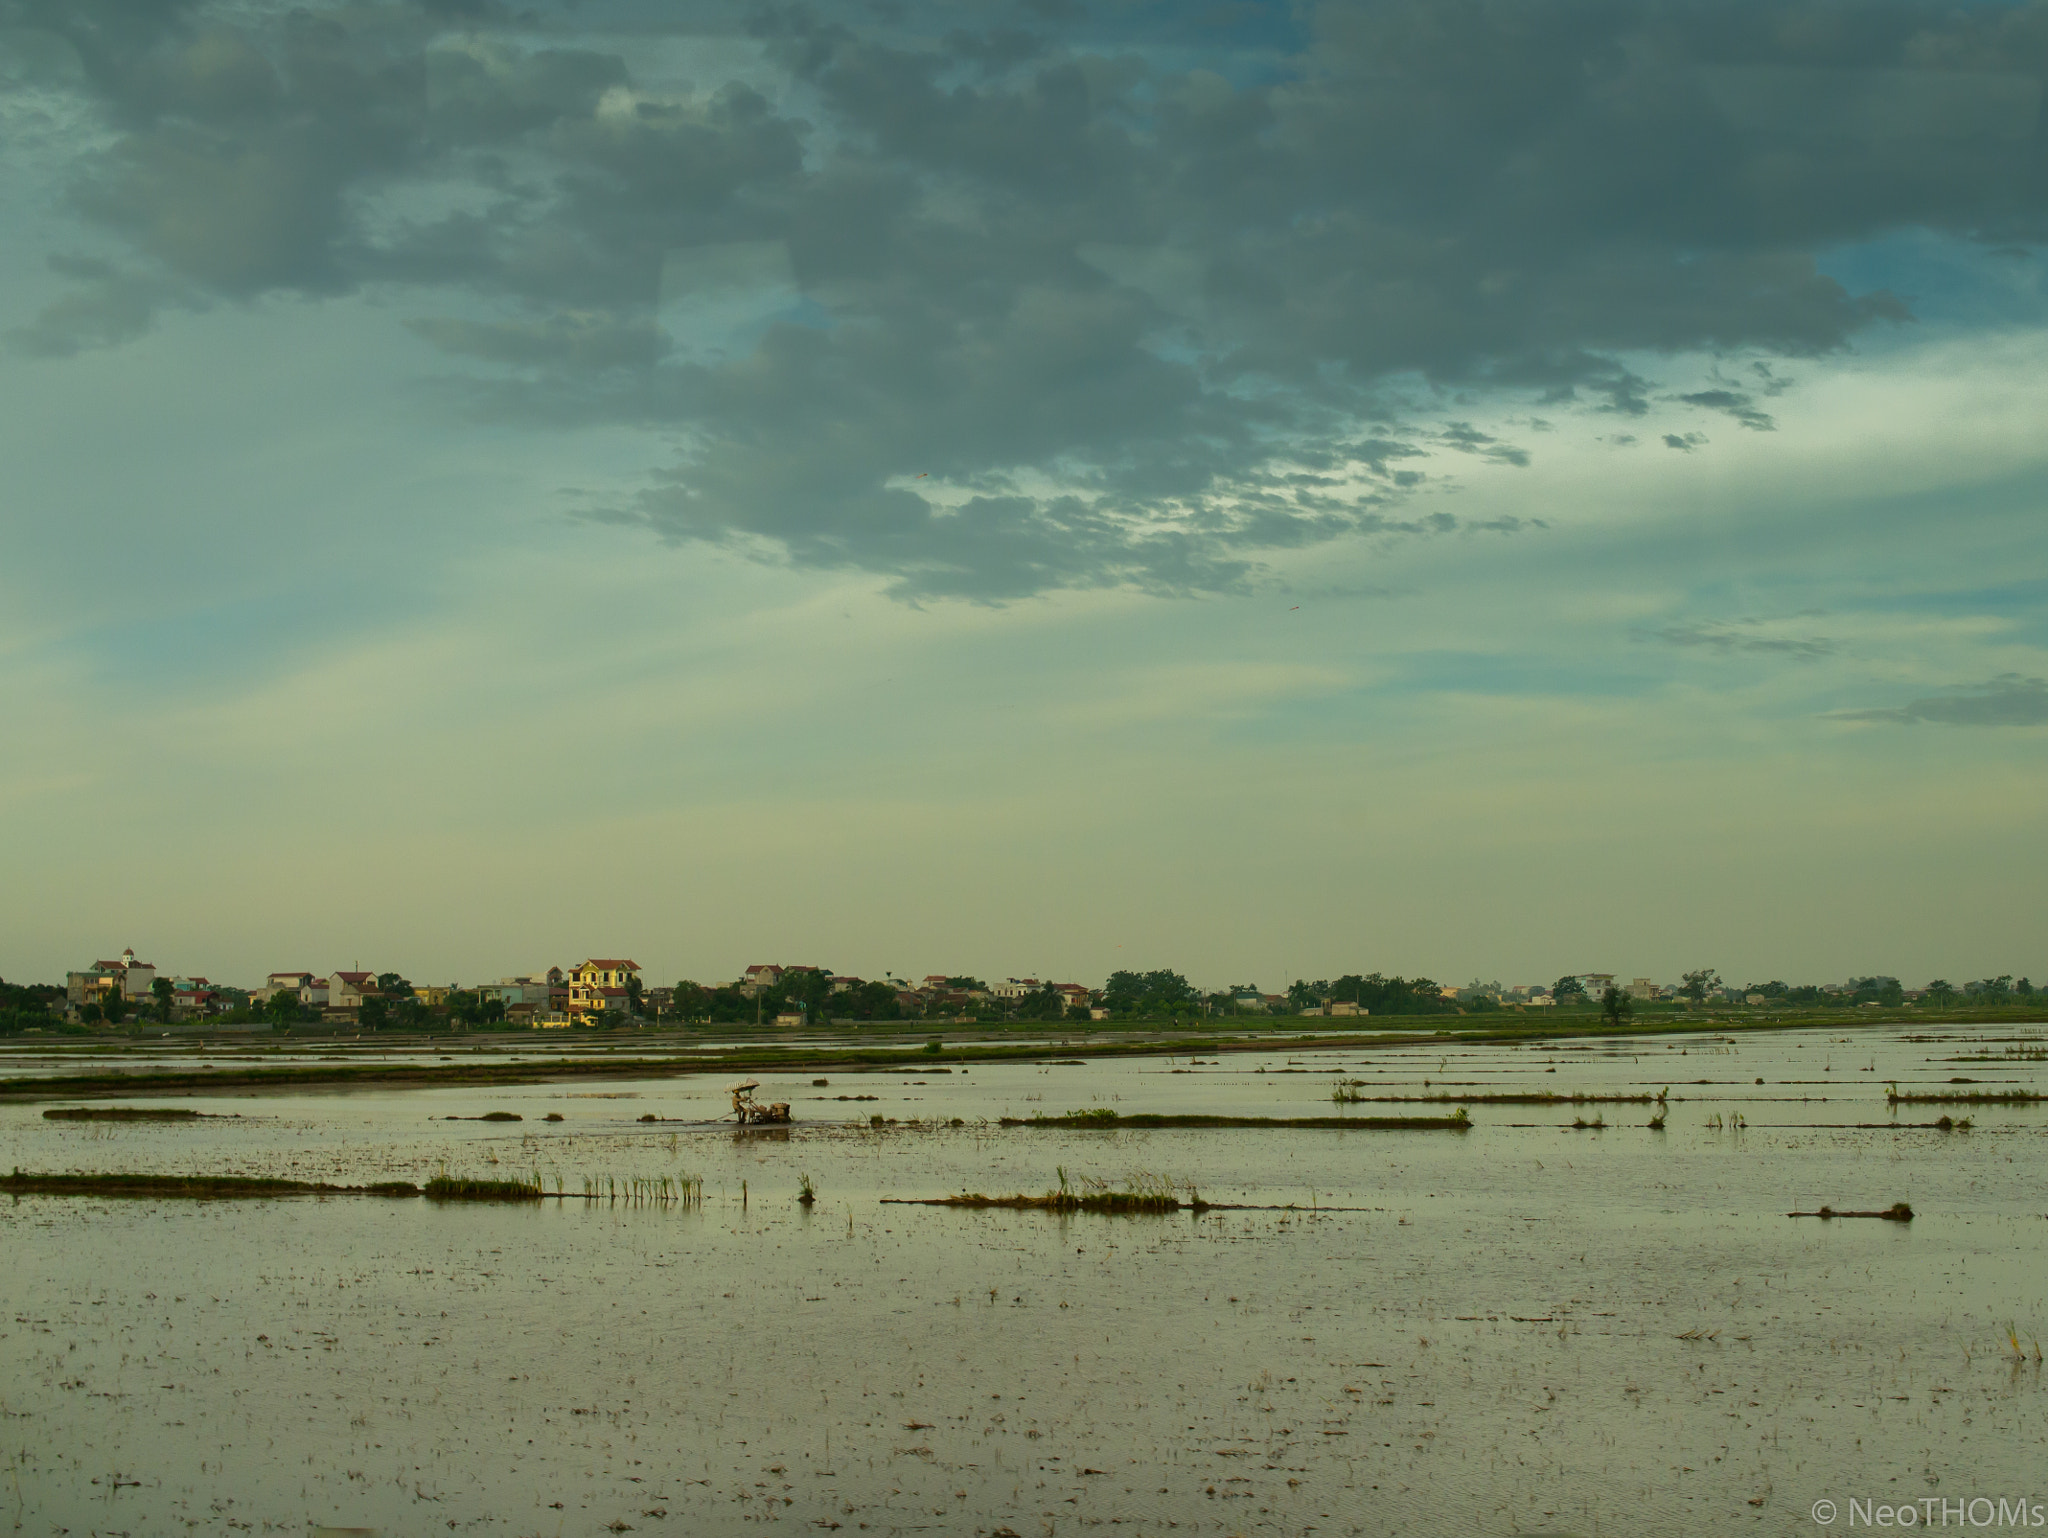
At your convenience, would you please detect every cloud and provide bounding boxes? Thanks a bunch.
[5,256,167,356]
[1676,389,1776,432]
[1834,675,2048,726]
[1642,621,1834,659]
[6,0,2046,596]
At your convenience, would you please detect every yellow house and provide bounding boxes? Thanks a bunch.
[568,959,641,1023]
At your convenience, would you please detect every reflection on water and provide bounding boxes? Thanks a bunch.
[4,1022,2046,1534]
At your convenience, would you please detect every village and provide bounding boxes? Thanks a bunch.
[28,949,2027,1032]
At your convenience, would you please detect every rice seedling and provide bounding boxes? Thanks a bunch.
[423,1173,542,1201]
[554,1171,701,1206]
[798,1172,817,1206]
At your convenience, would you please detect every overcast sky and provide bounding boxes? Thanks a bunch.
[2,0,2045,992]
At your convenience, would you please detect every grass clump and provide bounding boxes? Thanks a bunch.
[424,1173,542,1201]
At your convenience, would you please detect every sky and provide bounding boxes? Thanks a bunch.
[1,0,2045,994]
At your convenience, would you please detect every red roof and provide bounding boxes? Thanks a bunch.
[576,959,641,971]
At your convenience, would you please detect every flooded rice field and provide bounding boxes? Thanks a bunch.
[5,1022,2047,1536]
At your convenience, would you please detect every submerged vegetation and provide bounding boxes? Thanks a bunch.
[1886,1084,2045,1105]
[1001,1108,1470,1131]
[888,1169,1208,1214]
[42,1106,213,1120]
[1331,1083,1666,1106]
[4,1166,702,1206]
[1,1169,417,1198]
[1787,1202,1915,1221]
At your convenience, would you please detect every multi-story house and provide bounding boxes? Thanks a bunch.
[66,949,158,1009]
[328,972,376,1009]
[568,959,640,1020]
[254,971,327,1007]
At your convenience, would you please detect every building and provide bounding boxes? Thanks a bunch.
[568,959,641,1020]
[1628,977,1658,1001]
[990,978,1042,1000]
[171,977,220,1014]
[253,971,327,1007]
[328,972,376,1009]
[739,964,783,995]
[66,948,158,1009]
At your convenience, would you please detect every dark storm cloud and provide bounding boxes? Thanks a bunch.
[1834,674,2048,725]
[5,0,2046,597]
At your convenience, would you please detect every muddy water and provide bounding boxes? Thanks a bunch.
[5,1023,2046,1535]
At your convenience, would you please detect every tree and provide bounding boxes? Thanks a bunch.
[672,981,711,1022]
[1286,979,1323,1011]
[1552,975,1587,1004]
[101,990,127,1025]
[264,988,301,1026]
[357,995,389,1031]
[1849,976,1904,1007]
[833,979,901,1021]
[1924,979,1957,1004]
[1600,984,1634,1027]
[625,974,646,1016]
[377,973,414,999]
[944,976,987,991]
[1101,970,1196,1018]
[1014,981,1066,1020]
[151,976,174,1023]
[1680,969,1721,1005]
[78,1001,103,1025]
